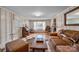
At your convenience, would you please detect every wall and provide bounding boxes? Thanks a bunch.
[0,7,27,48]
[0,8,1,44]
[51,6,79,32]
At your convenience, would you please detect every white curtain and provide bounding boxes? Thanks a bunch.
[34,22,46,32]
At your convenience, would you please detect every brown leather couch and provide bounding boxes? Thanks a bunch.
[22,27,29,37]
[6,39,29,52]
[49,30,79,52]
[49,34,70,51]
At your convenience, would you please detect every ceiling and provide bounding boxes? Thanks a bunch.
[5,6,69,19]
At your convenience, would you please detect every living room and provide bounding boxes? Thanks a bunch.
[0,6,79,52]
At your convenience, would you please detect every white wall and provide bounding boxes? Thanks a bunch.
[0,8,7,48]
[0,7,28,48]
[51,6,79,32]
[0,8,1,44]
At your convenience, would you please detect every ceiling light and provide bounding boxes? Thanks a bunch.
[32,11,43,17]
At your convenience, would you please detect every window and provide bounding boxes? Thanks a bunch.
[34,22,45,31]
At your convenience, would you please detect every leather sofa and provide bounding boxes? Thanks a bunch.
[22,27,29,37]
[49,30,79,52]
[6,39,29,52]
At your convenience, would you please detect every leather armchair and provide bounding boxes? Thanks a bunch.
[6,39,29,52]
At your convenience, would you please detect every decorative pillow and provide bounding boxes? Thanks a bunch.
[69,38,76,43]
[57,29,65,39]
[65,33,74,37]
[60,34,67,37]
[58,29,64,34]
[57,33,63,39]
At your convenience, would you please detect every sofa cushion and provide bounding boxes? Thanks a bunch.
[51,38,69,45]
[62,37,74,46]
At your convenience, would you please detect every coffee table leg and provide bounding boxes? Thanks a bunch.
[32,48,46,52]
[32,48,35,52]
[43,49,45,52]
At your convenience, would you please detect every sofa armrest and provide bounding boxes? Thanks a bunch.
[50,32,57,36]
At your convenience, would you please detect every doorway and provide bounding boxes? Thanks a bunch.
[53,18,56,32]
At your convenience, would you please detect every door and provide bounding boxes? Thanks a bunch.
[53,19,56,32]
[6,11,13,42]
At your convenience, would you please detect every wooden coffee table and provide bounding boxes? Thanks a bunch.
[30,35,48,52]
[30,41,47,52]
